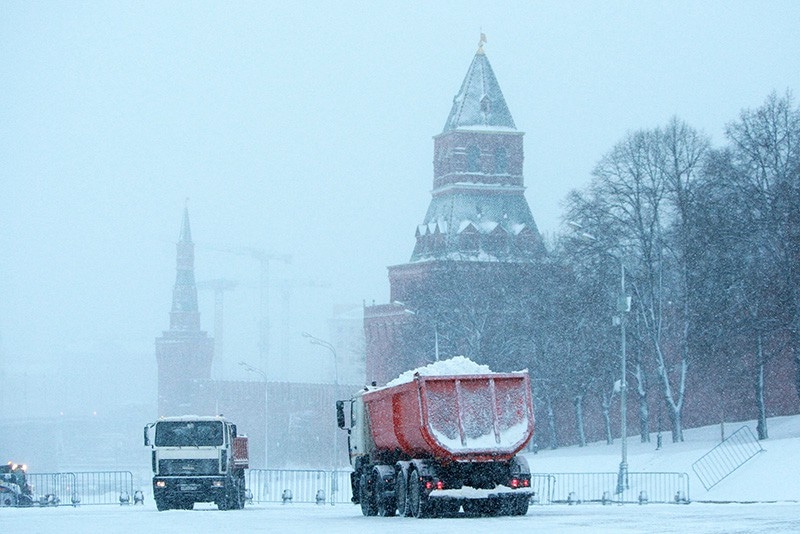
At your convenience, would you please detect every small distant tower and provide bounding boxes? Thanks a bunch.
[155,207,214,416]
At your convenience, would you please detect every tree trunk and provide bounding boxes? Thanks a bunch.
[655,341,686,443]
[546,396,559,450]
[574,395,586,447]
[668,401,683,442]
[795,302,800,405]
[756,333,768,440]
[635,363,650,442]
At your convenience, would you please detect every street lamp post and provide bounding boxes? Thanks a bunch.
[568,221,629,494]
[615,258,630,495]
[302,331,339,506]
[239,361,269,469]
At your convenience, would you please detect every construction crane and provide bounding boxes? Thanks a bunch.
[197,278,238,377]
[201,245,291,377]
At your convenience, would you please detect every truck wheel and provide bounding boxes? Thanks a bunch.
[395,466,409,517]
[407,469,430,518]
[511,495,529,516]
[373,467,396,517]
[435,501,460,517]
[155,497,171,511]
[235,479,246,509]
[359,473,377,516]
[234,486,246,509]
[463,500,480,516]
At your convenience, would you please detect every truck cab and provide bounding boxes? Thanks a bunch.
[144,415,248,511]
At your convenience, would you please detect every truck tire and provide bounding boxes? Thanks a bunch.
[373,466,395,517]
[510,495,529,516]
[395,464,409,517]
[407,468,431,518]
[359,473,377,516]
[234,480,246,509]
[155,496,171,511]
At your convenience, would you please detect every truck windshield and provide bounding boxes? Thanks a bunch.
[154,421,224,447]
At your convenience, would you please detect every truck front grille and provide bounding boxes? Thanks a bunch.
[158,459,219,476]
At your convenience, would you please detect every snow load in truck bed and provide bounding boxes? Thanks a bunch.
[384,355,505,387]
[366,357,534,460]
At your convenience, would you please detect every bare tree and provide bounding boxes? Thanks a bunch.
[726,92,800,410]
[567,120,709,442]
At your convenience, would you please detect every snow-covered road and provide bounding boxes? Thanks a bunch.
[4,501,800,533]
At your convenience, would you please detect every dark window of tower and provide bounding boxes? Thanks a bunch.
[467,145,480,172]
[485,225,508,256]
[459,223,480,252]
[494,147,508,174]
[480,95,491,115]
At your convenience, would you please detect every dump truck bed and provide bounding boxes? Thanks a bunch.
[363,372,534,462]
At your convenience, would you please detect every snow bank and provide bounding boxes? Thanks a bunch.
[384,356,494,387]
[527,413,800,502]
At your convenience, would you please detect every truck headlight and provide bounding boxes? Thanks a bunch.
[212,480,224,488]
[155,481,166,488]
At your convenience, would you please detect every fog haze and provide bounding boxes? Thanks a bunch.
[2,1,799,419]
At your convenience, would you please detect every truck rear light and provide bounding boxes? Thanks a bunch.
[424,480,445,490]
[509,477,530,489]
[510,478,520,488]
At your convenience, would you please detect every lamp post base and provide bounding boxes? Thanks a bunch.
[616,461,628,495]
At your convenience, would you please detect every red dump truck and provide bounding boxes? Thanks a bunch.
[336,369,535,518]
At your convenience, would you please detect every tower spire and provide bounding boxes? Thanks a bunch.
[170,207,200,330]
[478,32,487,54]
[442,44,515,133]
[179,202,192,243]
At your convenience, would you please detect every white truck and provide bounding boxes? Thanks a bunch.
[144,415,248,511]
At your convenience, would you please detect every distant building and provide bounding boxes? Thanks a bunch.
[154,208,266,465]
[154,209,354,469]
[155,207,214,416]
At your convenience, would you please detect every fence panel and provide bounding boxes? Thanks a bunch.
[26,472,76,505]
[246,469,353,505]
[692,426,764,490]
[539,472,690,505]
[27,471,134,506]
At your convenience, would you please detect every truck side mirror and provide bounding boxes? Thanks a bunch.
[143,425,150,447]
[336,400,346,429]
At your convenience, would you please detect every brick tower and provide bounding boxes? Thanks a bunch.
[155,207,214,416]
[365,42,545,384]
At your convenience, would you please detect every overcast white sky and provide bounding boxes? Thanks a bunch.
[2,2,799,414]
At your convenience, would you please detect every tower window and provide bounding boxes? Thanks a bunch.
[467,145,480,172]
[480,95,491,115]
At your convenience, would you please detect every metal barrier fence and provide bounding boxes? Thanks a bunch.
[246,469,353,505]
[24,469,687,507]
[534,472,690,505]
[244,469,687,506]
[27,471,134,506]
[692,426,764,490]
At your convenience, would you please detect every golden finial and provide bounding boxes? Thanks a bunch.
[477,32,487,54]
